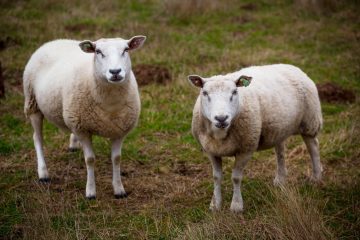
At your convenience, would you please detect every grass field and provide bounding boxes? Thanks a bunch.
[0,0,359,239]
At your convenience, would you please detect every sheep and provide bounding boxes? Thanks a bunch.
[188,64,323,212]
[23,36,146,199]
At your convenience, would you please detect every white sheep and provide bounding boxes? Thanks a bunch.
[188,64,323,212]
[23,36,146,199]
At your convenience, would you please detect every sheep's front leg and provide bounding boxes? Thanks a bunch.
[302,135,322,182]
[77,134,96,199]
[208,154,222,211]
[111,138,127,199]
[230,152,252,213]
[30,112,49,182]
[68,133,81,152]
[273,141,287,186]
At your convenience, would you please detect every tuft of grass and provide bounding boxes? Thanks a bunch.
[177,186,334,240]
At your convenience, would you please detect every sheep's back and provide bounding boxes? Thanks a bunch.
[239,64,320,149]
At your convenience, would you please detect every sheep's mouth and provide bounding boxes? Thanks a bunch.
[215,122,229,129]
[109,75,124,82]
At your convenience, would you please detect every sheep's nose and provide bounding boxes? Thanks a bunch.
[215,115,229,123]
[109,68,122,75]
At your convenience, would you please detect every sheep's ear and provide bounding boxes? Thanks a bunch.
[79,40,96,53]
[127,35,146,51]
[235,75,252,87]
[188,75,205,88]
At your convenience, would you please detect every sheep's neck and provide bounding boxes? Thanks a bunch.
[90,74,132,105]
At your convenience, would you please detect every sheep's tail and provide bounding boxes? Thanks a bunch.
[23,67,39,118]
[300,76,323,137]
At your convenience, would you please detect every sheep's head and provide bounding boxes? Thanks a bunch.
[188,74,252,135]
[79,36,146,84]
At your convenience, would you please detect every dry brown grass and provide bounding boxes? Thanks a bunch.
[0,141,211,238]
[349,102,360,158]
[177,186,334,240]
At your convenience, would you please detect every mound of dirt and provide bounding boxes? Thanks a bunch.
[316,82,356,104]
[133,64,172,86]
[240,3,257,11]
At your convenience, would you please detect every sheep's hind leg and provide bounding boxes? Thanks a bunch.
[30,112,49,182]
[111,138,127,199]
[68,133,81,152]
[230,152,252,213]
[273,141,287,186]
[208,154,222,211]
[302,135,323,182]
[77,134,96,199]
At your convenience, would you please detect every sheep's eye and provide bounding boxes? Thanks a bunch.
[123,48,129,55]
[202,91,208,96]
[232,90,238,95]
[95,49,104,57]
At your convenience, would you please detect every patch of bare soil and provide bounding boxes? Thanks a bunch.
[172,160,203,176]
[240,3,257,11]
[133,64,172,86]
[316,82,356,103]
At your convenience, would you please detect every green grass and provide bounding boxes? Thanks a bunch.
[0,0,359,239]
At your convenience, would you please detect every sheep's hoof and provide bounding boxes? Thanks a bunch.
[230,208,244,214]
[209,205,221,212]
[86,195,96,200]
[39,178,50,183]
[273,176,286,187]
[230,202,244,213]
[114,192,128,199]
[309,175,324,186]
[68,147,79,152]
[209,199,221,211]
